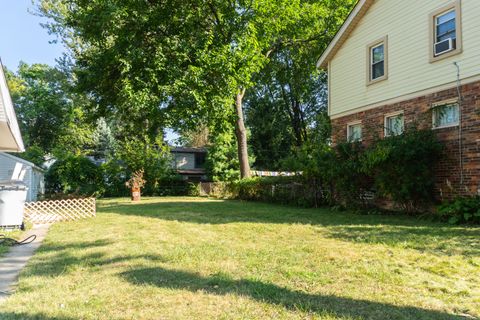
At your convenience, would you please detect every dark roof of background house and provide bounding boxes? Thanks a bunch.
[170,147,207,153]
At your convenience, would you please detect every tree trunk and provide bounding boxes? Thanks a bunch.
[235,89,251,179]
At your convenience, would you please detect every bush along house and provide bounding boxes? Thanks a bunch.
[317,0,480,200]
[171,147,208,182]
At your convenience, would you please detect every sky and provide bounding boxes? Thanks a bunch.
[0,0,65,71]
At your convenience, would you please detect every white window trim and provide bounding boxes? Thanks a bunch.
[347,120,363,142]
[384,111,404,137]
[366,36,388,85]
[431,99,460,129]
[429,0,462,63]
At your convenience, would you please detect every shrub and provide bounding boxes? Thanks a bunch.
[99,161,129,198]
[363,129,443,212]
[46,155,103,196]
[437,196,480,224]
[282,141,374,208]
[229,176,324,207]
[332,142,374,209]
[239,127,443,212]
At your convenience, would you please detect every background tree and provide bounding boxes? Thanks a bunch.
[6,62,94,163]
[176,124,210,148]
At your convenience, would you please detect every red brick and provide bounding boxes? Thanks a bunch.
[331,81,480,201]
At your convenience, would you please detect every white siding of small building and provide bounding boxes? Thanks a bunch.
[0,153,44,201]
[329,0,480,118]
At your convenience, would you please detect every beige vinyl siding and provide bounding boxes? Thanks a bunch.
[330,0,480,118]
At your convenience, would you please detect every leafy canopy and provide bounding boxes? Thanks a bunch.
[37,0,354,135]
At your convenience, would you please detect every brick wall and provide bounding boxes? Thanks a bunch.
[331,81,480,200]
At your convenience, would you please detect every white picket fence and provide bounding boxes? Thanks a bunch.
[24,198,96,224]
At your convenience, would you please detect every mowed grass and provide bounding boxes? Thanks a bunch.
[1,197,479,320]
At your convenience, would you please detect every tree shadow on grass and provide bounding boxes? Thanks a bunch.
[99,200,480,256]
[324,225,480,257]
[38,239,113,252]
[120,266,471,320]
[0,313,76,320]
[22,239,167,278]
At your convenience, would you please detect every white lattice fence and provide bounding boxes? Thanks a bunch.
[24,198,96,224]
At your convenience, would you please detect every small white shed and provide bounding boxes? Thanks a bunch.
[0,153,44,201]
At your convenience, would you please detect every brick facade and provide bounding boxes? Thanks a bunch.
[331,81,480,200]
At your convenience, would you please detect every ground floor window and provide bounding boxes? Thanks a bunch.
[433,102,459,128]
[384,112,404,137]
[347,121,362,142]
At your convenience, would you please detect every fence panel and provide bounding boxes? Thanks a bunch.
[24,198,96,224]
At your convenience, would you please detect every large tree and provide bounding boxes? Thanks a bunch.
[38,0,354,178]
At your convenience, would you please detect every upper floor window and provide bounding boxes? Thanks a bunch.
[384,112,404,137]
[367,36,388,85]
[347,121,362,142]
[430,1,462,61]
[432,101,459,129]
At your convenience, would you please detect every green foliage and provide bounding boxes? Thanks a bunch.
[245,65,331,170]
[176,125,210,148]
[363,129,443,212]
[45,155,103,196]
[333,142,374,208]
[268,128,443,211]
[205,130,255,182]
[6,63,94,158]
[14,145,45,167]
[230,176,323,207]
[115,135,174,195]
[91,118,117,161]
[281,141,371,208]
[205,131,240,182]
[99,161,129,198]
[437,196,480,224]
[37,0,356,177]
[245,90,297,170]
[154,177,200,197]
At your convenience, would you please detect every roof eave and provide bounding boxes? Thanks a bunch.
[0,59,25,152]
[316,0,374,69]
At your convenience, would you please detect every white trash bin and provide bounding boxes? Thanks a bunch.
[0,181,28,229]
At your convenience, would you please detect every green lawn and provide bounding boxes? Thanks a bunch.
[1,197,479,319]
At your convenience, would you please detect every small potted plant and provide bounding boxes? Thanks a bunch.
[126,169,146,202]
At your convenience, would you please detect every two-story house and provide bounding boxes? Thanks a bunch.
[317,0,480,199]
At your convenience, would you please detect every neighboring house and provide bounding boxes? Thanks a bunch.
[317,0,480,198]
[0,153,44,201]
[171,147,208,182]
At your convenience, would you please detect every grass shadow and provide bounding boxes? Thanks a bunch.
[0,313,76,320]
[120,266,470,320]
[23,239,167,278]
